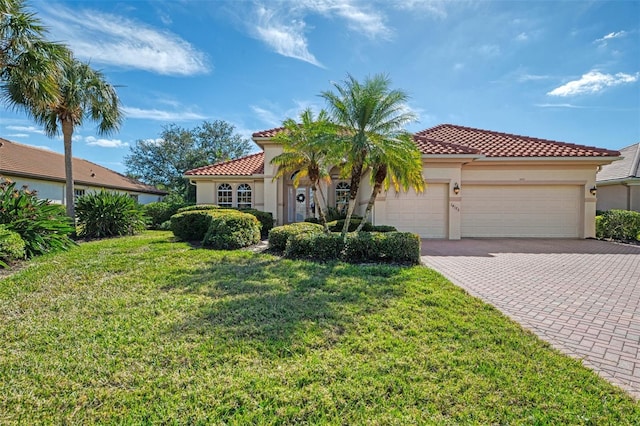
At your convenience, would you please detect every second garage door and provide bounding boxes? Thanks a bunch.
[383,184,448,238]
[461,185,581,238]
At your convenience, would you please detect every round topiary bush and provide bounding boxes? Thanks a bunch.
[268,222,324,251]
[202,210,261,250]
[170,210,217,241]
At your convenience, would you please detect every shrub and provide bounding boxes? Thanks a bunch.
[370,225,397,233]
[304,217,320,224]
[75,191,147,239]
[596,210,640,241]
[327,218,373,232]
[0,225,25,268]
[237,209,273,239]
[159,220,172,230]
[0,179,75,258]
[177,204,218,213]
[202,210,260,250]
[268,222,324,251]
[285,232,344,261]
[377,232,421,264]
[343,232,381,263]
[143,201,188,229]
[170,210,216,241]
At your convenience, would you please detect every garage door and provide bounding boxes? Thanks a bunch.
[461,185,581,238]
[383,184,447,238]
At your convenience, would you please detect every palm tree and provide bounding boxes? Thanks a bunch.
[355,133,424,232]
[271,108,338,233]
[31,58,122,218]
[320,73,417,238]
[1,0,70,111]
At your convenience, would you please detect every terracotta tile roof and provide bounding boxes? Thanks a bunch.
[415,124,620,158]
[252,127,285,138]
[185,152,264,176]
[597,142,640,181]
[0,137,166,194]
[413,135,481,155]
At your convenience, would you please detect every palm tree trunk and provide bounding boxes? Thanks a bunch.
[62,118,75,219]
[356,165,386,232]
[311,183,330,234]
[341,159,364,239]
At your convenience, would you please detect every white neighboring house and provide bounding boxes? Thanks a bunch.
[596,142,640,212]
[0,137,166,205]
[184,124,621,239]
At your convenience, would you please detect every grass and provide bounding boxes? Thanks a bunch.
[0,231,638,424]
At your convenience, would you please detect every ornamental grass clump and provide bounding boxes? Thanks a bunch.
[0,179,75,258]
[75,190,146,239]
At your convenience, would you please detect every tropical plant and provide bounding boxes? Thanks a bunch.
[0,224,25,268]
[320,74,417,239]
[271,108,338,233]
[1,0,70,112]
[0,178,75,257]
[29,58,122,218]
[355,134,424,232]
[75,190,146,239]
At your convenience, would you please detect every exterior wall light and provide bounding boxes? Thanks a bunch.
[453,183,460,195]
[590,186,597,196]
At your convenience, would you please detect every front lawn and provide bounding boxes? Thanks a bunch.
[0,232,638,424]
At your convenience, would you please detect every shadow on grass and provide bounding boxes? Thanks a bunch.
[162,254,405,357]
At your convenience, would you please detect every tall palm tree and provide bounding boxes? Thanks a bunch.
[1,0,70,111]
[355,133,424,232]
[31,58,122,218]
[271,108,338,233]
[321,73,417,238]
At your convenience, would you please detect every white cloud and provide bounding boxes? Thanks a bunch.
[39,5,209,75]
[515,32,528,42]
[122,106,207,121]
[518,73,551,82]
[534,103,586,109]
[251,105,282,128]
[6,125,45,135]
[547,71,639,97]
[6,133,29,138]
[254,5,323,67]
[85,136,129,148]
[303,0,390,39]
[391,0,448,18]
[595,30,627,44]
[478,44,500,57]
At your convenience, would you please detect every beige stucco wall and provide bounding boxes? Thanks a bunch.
[597,183,640,212]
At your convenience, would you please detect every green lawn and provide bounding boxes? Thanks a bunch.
[0,231,638,424]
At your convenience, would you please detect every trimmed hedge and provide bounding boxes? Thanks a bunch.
[596,210,640,241]
[268,222,324,251]
[177,204,217,213]
[0,225,25,268]
[283,231,421,265]
[202,210,260,249]
[285,232,344,261]
[170,210,216,241]
[370,225,397,233]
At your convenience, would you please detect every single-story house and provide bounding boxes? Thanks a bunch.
[184,124,620,239]
[0,137,166,205]
[596,142,640,212]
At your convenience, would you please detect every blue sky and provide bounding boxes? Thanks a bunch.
[1,0,639,174]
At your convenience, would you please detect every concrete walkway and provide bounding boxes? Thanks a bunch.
[421,239,640,399]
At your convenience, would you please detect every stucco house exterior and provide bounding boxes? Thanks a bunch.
[596,142,640,212]
[185,124,620,239]
[0,137,166,205]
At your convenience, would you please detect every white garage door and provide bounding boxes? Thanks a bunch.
[383,184,448,238]
[461,185,581,238]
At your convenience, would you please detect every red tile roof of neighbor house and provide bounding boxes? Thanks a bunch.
[189,124,620,176]
[184,152,265,176]
[0,137,166,194]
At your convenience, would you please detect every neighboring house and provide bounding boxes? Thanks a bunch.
[596,142,640,212]
[0,137,166,205]
[184,124,620,239]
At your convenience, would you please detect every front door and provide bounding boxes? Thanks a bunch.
[287,186,314,223]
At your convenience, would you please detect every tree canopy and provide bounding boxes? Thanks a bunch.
[124,120,252,200]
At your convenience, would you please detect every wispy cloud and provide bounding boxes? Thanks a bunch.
[251,105,282,128]
[515,32,528,42]
[85,136,129,148]
[534,103,587,109]
[518,73,551,82]
[391,0,449,18]
[478,44,500,57]
[305,1,391,39]
[39,4,209,75]
[6,125,45,135]
[547,71,639,97]
[122,107,207,121]
[6,133,29,138]
[594,30,627,46]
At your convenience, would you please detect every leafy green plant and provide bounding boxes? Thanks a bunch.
[370,225,397,232]
[75,190,146,239]
[0,179,75,258]
[202,210,260,250]
[142,201,188,229]
[0,225,25,268]
[237,209,273,239]
[170,210,217,241]
[284,232,344,261]
[596,210,640,241]
[268,222,324,251]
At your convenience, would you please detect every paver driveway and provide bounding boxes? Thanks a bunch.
[421,239,640,399]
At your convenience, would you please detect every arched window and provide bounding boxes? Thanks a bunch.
[237,184,252,209]
[335,182,350,214]
[217,183,232,207]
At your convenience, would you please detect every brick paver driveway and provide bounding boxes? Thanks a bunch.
[421,239,640,399]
